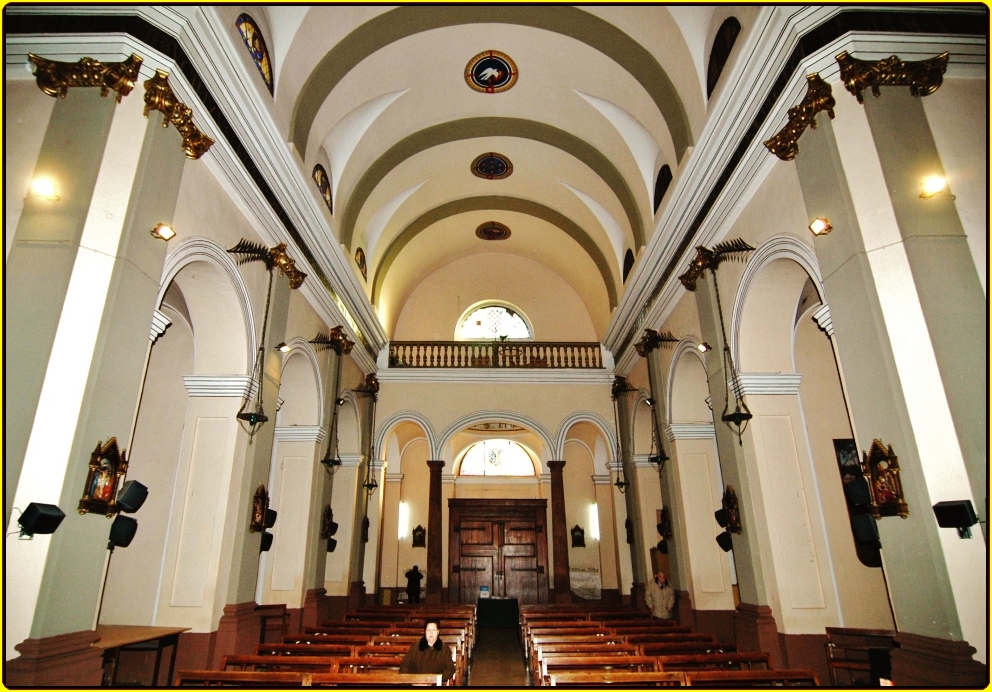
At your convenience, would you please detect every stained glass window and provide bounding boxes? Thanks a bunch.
[457,305,531,340]
[312,164,332,213]
[236,14,274,95]
[459,439,536,476]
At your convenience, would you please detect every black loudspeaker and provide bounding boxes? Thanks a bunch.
[850,513,879,543]
[18,503,66,536]
[714,509,729,528]
[844,477,872,506]
[932,500,978,529]
[656,539,668,554]
[716,531,733,552]
[264,508,278,528]
[327,537,337,553]
[260,531,273,552]
[116,480,148,513]
[110,515,138,547]
[328,521,339,536]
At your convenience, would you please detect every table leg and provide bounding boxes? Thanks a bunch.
[165,635,180,687]
[151,643,164,687]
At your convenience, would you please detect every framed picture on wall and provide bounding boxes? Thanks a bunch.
[833,438,861,485]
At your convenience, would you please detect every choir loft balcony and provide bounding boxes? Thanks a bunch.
[388,341,605,369]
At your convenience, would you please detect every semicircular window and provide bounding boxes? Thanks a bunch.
[236,14,274,95]
[457,304,532,340]
[707,17,741,98]
[312,164,332,213]
[459,439,536,476]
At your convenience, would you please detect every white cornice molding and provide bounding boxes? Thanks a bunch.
[592,474,612,486]
[441,474,457,485]
[150,309,171,342]
[450,475,539,485]
[338,453,364,468]
[736,373,802,395]
[385,473,404,483]
[183,375,253,398]
[633,454,660,469]
[376,368,615,385]
[274,425,326,442]
[666,423,716,441]
[812,304,834,337]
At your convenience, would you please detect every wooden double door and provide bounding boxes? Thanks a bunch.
[448,499,549,605]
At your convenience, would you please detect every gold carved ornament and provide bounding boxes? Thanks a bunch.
[836,51,949,104]
[764,73,836,161]
[143,69,215,160]
[863,439,909,519]
[228,239,308,290]
[78,438,128,516]
[309,326,354,355]
[268,243,308,289]
[634,329,678,357]
[678,238,754,292]
[29,53,143,102]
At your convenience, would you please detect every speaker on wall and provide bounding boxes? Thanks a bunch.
[260,531,273,552]
[714,509,729,528]
[932,500,978,529]
[850,513,879,543]
[715,531,733,552]
[18,503,66,537]
[327,537,337,553]
[116,480,148,513]
[656,539,669,554]
[264,508,278,529]
[109,515,138,548]
[844,477,872,507]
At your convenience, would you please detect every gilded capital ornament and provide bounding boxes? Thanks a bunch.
[358,373,380,396]
[309,327,354,355]
[764,73,836,161]
[635,329,678,357]
[29,53,143,102]
[678,246,715,292]
[678,239,754,292]
[268,243,308,289]
[143,69,215,159]
[836,51,949,104]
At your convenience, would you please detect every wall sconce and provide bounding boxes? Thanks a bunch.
[571,525,586,548]
[16,502,65,539]
[275,341,290,352]
[30,176,59,201]
[412,524,426,548]
[808,217,832,236]
[919,175,947,199]
[697,342,712,352]
[150,223,176,241]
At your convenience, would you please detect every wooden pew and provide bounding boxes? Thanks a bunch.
[684,669,820,686]
[175,670,308,686]
[600,619,683,629]
[610,626,695,636]
[532,644,640,686]
[541,654,659,683]
[331,656,405,673]
[354,644,409,657]
[257,643,355,657]
[310,672,443,686]
[548,671,686,686]
[638,641,738,656]
[618,631,713,641]
[527,634,626,671]
[282,634,370,646]
[220,654,335,672]
[656,652,770,671]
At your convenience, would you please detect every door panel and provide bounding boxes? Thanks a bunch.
[458,555,493,604]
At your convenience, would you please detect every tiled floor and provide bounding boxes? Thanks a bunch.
[468,627,529,687]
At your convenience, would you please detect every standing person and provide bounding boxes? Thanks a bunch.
[399,619,456,682]
[645,570,675,619]
[405,565,424,604]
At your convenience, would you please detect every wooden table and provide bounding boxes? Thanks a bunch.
[94,625,189,687]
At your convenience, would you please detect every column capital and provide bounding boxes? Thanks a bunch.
[183,375,253,398]
[812,303,834,337]
[547,459,566,472]
[150,309,171,342]
[426,459,445,471]
[273,425,326,442]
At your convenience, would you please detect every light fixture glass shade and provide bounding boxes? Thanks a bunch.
[920,175,947,199]
[697,342,712,352]
[150,223,176,240]
[31,176,59,201]
[275,341,290,352]
[808,217,832,236]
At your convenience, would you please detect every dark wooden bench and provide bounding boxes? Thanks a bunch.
[656,652,770,671]
[256,643,354,657]
[330,656,405,673]
[220,654,336,672]
[824,626,895,686]
[620,631,714,641]
[176,670,308,686]
[684,669,820,686]
[541,654,659,683]
[610,626,696,636]
[548,671,686,686]
[531,644,640,685]
[638,641,737,656]
[310,672,443,686]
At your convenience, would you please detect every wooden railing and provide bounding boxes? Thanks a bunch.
[388,342,603,369]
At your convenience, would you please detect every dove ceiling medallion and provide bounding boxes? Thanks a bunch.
[465,50,518,93]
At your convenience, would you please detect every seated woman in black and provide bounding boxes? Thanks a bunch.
[399,619,456,682]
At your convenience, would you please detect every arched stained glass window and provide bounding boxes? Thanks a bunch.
[236,14,274,95]
[459,439,536,476]
[312,164,333,213]
[456,304,532,340]
[706,17,741,98]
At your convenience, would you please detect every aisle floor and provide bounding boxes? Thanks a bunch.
[468,627,529,687]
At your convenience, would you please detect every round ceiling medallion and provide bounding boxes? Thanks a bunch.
[465,50,518,93]
[476,221,511,241]
[471,152,513,180]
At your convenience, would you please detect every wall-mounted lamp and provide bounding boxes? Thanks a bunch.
[16,502,66,539]
[150,223,176,241]
[697,342,712,353]
[808,217,832,236]
[919,175,947,199]
[275,342,290,352]
[30,176,59,201]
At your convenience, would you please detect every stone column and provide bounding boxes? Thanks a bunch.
[547,460,571,603]
[425,459,445,604]
[613,378,649,605]
[346,375,378,610]
[5,70,188,679]
[795,85,986,677]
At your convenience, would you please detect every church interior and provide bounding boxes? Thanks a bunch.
[3,4,988,688]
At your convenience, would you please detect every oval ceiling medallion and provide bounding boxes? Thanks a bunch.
[476,221,511,241]
[471,152,513,180]
[465,50,518,93]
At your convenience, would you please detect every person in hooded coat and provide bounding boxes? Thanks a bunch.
[399,619,456,682]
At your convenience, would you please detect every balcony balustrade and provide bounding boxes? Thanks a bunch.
[388,341,603,369]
